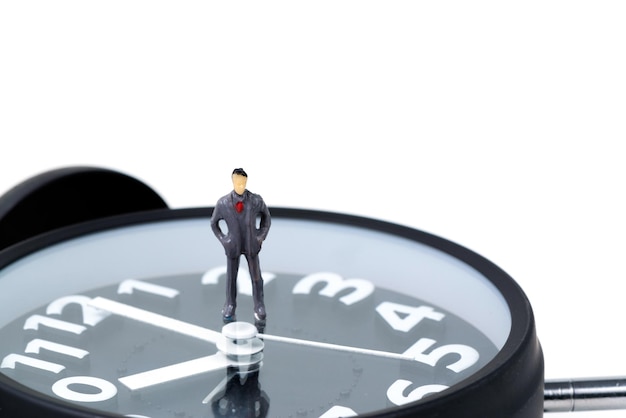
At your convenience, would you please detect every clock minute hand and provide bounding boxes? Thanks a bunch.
[89,297,221,344]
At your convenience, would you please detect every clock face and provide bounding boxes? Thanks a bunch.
[0,209,542,418]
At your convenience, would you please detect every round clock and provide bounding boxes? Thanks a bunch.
[0,168,543,418]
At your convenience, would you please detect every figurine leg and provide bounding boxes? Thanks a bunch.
[223,256,239,322]
[246,254,266,321]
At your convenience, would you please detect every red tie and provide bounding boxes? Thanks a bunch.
[235,201,244,213]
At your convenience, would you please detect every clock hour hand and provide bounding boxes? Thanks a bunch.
[118,322,264,392]
[119,353,231,391]
[88,300,266,392]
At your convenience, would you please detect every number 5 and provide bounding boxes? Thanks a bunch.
[404,338,479,373]
[387,379,448,405]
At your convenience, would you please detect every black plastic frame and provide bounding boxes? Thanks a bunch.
[0,166,168,252]
[0,208,544,418]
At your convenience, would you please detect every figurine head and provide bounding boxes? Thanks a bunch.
[231,168,248,196]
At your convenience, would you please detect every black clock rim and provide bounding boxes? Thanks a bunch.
[0,207,544,418]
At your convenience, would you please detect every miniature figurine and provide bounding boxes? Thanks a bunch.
[210,168,271,323]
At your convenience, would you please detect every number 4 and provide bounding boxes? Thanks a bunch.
[376,302,445,332]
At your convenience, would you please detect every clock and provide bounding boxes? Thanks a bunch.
[0,168,543,418]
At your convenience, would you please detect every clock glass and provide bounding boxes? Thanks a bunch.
[0,208,542,418]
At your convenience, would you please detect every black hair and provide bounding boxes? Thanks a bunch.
[232,168,248,177]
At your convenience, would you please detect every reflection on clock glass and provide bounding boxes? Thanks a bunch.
[0,270,498,418]
[0,214,512,417]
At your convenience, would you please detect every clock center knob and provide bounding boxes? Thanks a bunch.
[221,321,258,340]
[216,322,264,369]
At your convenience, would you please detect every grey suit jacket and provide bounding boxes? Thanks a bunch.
[210,190,271,258]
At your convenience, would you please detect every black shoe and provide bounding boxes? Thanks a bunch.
[222,304,236,323]
[254,304,266,321]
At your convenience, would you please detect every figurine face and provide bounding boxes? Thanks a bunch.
[232,174,247,196]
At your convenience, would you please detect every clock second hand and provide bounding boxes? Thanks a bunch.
[89,297,415,362]
[91,296,626,412]
[257,332,413,361]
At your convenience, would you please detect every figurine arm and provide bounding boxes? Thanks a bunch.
[210,204,227,241]
[256,201,271,242]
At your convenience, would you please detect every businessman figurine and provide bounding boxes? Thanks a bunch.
[211,168,271,323]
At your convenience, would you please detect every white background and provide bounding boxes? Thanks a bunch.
[1,2,625,416]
